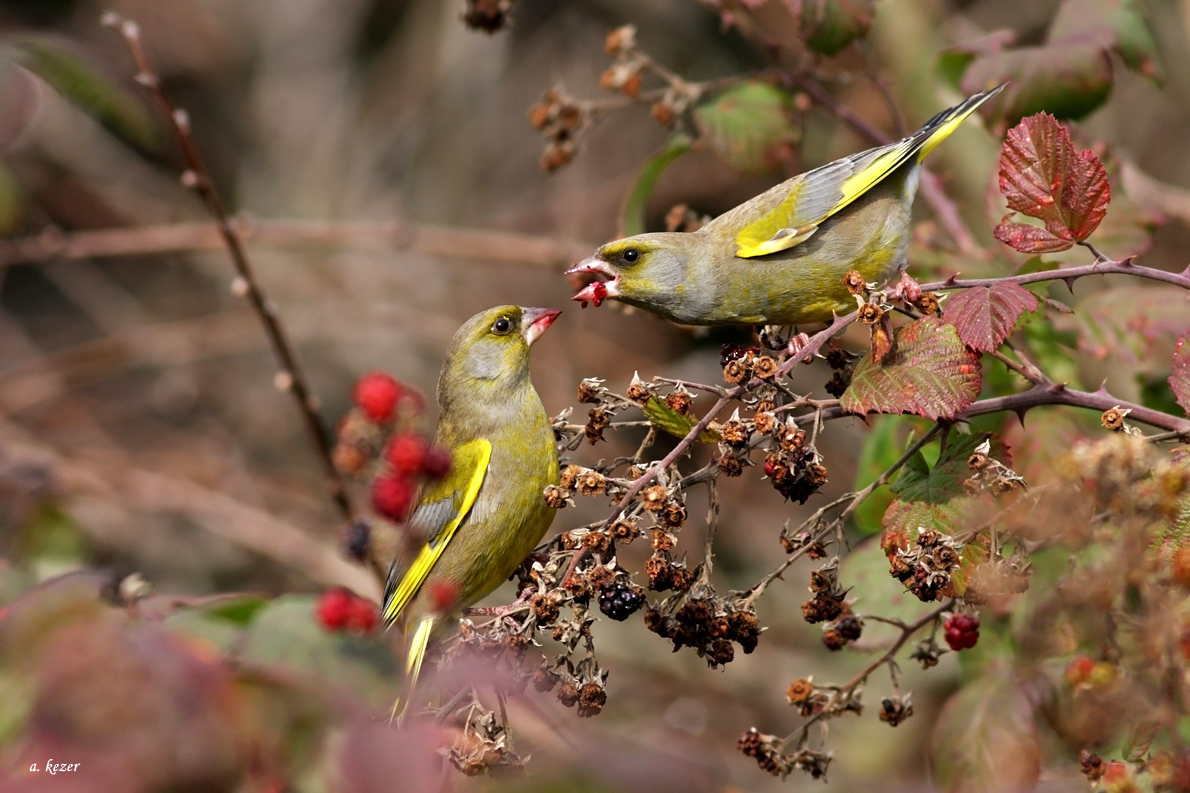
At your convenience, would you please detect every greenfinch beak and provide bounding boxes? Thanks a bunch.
[566,256,620,308]
[522,307,562,345]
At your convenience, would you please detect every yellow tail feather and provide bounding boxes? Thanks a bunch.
[389,615,437,724]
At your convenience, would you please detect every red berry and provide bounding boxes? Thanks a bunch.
[943,613,980,651]
[345,597,379,634]
[371,474,414,522]
[423,447,452,480]
[353,372,402,423]
[316,588,352,631]
[427,580,460,615]
[385,433,429,477]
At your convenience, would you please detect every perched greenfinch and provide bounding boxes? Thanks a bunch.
[568,84,1005,326]
[382,305,561,695]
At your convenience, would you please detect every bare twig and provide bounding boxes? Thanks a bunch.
[103,14,355,527]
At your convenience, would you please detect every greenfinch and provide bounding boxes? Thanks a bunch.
[568,84,1005,326]
[382,305,561,695]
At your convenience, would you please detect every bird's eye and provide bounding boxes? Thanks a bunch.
[622,248,640,263]
[492,317,512,334]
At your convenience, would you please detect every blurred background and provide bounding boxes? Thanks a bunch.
[0,0,1188,790]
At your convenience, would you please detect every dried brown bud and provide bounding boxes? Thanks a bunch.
[917,529,941,547]
[604,25,636,53]
[577,380,601,404]
[670,564,695,592]
[527,102,552,130]
[708,639,735,666]
[332,443,369,475]
[627,465,646,479]
[621,72,642,97]
[642,485,667,512]
[835,614,863,641]
[610,519,639,543]
[723,359,750,384]
[660,501,687,529]
[729,610,761,653]
[821,630,847,651]
[530,593,560,625]
[577,470,607,496]
[1080,751,1105,784]
[626,380,650,404]
[559,464,582,489]
[583,530,611,554]
[586,564,614,590]
[644,555,674,591]
[585,407,611,445]
[650,527,675,552]
[962,477,983,496]
[643,607,667,635]
[577,682,607,717]
[779,426,806,452]
[557,680,580,707]
[879,696,914,726]
[543,485,569,509]
[801,593,845,623]
[463,0,512,32]
[808,569,832,593]
[665,390,693,416]
[842,269,868,295]
[752,355,779,380]
[857,301,884,325]
[1101,407,1127,431]
[650,100,675,126]
[556,103,582,131]
[914,292,941,315]
[967,452,989,471]
[717,454,744,477]
[540,140,575,172]
[786,677,814,704]
[720,419,749,447]
[531,667,559,692]
[825,372,850,398]
[753,411,777,435]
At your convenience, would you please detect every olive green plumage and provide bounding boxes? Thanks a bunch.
[382,305,560,691]
[568,84,1005,326]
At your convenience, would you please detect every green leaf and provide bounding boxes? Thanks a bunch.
[1049,0,1164,85]
[788,0,874,56]
[693,81,798,175]
[892,433,1011,501]
[11,38,161,152]
[641,395,720,443]
[959,40,1112,123]
[619,134,692,238]
[852,417,932,534]
[0,163,24,235]
[931,677,1041,793]
[840,317,983,421]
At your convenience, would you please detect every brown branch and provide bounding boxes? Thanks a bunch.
[0,218,593,270]
[921,258,1190,292]
[103,14,359,527]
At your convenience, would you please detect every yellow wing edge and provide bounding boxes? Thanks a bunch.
[382,437,492,625]
[735,83,1005,259]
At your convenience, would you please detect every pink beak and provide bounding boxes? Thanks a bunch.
[566,256,620,308]
[522,307,562,345]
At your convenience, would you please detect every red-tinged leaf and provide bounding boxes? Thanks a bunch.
[1171,337,1190,414]
[1063,148,1111,240]
[996,113,1111,249]
[993,220,1073,253]
[944,283,1040,352]
[840,317,982,421]
[931,677,1041,793]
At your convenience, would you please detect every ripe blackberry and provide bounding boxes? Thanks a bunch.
[944,612,980,651]
[599,582,644,621]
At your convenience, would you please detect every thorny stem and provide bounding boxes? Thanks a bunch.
[921,258,1190,292]
[781,598,955,750]
[103,14,355,527]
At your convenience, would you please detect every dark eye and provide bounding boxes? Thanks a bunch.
[622,248,640,263]
[492,317,512,334]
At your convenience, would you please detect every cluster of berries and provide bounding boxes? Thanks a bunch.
[643,598,761,668]
[943,612,980,651]
[335,372,452,524]
[316,588,379,634]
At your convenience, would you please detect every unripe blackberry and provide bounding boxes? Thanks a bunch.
[944,612,980,651]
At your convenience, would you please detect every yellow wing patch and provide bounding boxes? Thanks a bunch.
[735,83,1005,259]
[382,438,492,625]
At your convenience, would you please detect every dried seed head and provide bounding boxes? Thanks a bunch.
[610,519,639,543]
[720,419,749,447]
[857,301,884,325]
[583,530,611,554]
[650,527,675,552]
[660,501,687,529]
[543,485,569,509]
[804,462,828,487]
[821,630,847,651]
[753,355,779,380]
[1101,406,1129,431]
[530,593,560,625]
[604,24,636,53]
[626,372,651,404]
[723,359,750,384]
[585,407,610,445]
[577,470,607,496]
[527,101,552,130]
[914,292,941,315]
[642,484,667,512]
[665,390,693,416]
[717,453,744,477]
[559,464,582,489]
[879,695,914,726]
[842,269,868,295]
[786,677,814,704]
[540,140,575,172]
[753,411,777,435]
[586,564,615,590]
[645,555,674,591]
[576,682,607,717]
[779,426,806,452]
[708,639,735,666]
[990,476,1019,495]
[650,100,675,126]
[577,379,602,404]
[967,452,989,471]
[557,680,580,707]
[531,667,559,692]
[670,564,695,592]
[332,442,369,475]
